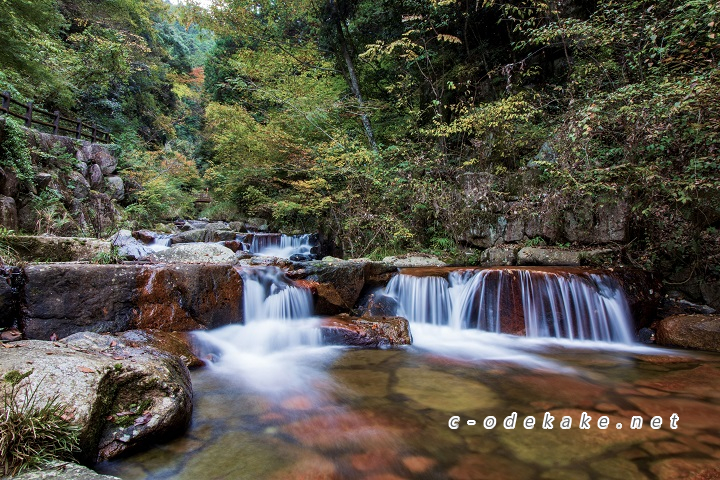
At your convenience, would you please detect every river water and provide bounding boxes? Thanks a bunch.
[96,267,720,480]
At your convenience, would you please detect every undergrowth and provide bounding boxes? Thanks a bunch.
[0,369,80,476]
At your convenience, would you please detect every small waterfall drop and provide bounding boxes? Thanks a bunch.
[249,233,315,259]
[192,266,334,394]
[378,267,634,344]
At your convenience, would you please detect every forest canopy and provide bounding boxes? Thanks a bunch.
[0,0,718,278]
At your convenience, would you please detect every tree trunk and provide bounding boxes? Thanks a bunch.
[330,0,377,151]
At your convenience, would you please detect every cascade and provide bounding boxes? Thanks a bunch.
[377,267,634,343]
[248,233,315,259]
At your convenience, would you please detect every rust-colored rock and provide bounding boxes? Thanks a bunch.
[115,329,205,368]
[656,314,720,352]
[320,314,412,348]
[132,264,243,331]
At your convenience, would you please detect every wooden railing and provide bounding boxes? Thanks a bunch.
[0,91,111,144]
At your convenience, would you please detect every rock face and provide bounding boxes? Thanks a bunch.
[320,314,412,347]
[656,314,720,352]
[290,259,366,314]
[0,334,192,462]
[516,247,618,267]
[22,264,243,339]
[149,243,237,264]
[0,194,18,229]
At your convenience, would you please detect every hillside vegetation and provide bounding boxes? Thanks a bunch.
[1,0,719,281]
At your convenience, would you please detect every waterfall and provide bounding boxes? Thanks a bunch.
[249,233,315,259]
[378,267,634,343]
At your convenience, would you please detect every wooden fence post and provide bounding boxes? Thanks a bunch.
[91,124,97,143]
[1,92,9,113]
[75,119,82,140]
[24,101,33,127]
[53,111,60,135]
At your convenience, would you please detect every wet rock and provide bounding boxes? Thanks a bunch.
[290,253,314,262]
[110,229,153,260]
[22,264,138,339]
[382,253,446,268]
[294,259,366,314]
[361,260,398,286]
[132,264,243,331]
[496,409,667,468]
[320,314,412,348]
[132,229,157,244]
[637,327,655,344]
[12,461,122,479]
[222,240,244,252]
[700,279,720,311]
[149,243,237,264]
[0,194,18,229]
[0,336,192,462]
[395,367,498,412]
[21,263,243,339]
[612,268,662,330]
[649,458,720,480]
[656,314,720,352]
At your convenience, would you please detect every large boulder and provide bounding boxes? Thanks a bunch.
[0,334,192,462]
[0,166,19,198]
[21,263,243,339]
[83,144,118,176]
[170,229,206,244]
[149,243,237,264]
[656,314,720,352]
[0,194,18,230]
[517,247,619,267]
[87,164,103,190]
[480,246,519,266]
[320,314,412,347]
[67,171,91,200]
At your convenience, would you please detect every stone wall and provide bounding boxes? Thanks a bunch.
[0,118,124,236]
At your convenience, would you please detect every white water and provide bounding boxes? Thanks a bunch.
[379,268,635,344]
[145,234,173,252]
[192,267,338,395]
[249,233,315,259]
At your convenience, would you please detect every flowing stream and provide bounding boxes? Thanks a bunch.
[96,266,720,480]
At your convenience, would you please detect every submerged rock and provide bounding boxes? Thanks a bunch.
[656,314,720,352]
[320,314,412,348]
[0,334,192,462]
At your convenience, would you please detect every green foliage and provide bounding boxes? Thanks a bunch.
[1,370,80,477]
[0,227,19,266]
[92,246,125,265]
[0,118,35,184]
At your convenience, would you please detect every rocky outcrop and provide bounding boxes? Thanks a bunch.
[109,229,153,260]
[0,334,192,462]
[320,314,412,347]
[287,258,366,315]
[656,314,720,352]
[0,122,124,237]
[149,243,237,264]
[516,246,619,266]
[21,263,243,339]
[5,235,110,262]
[382,254,446,268]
